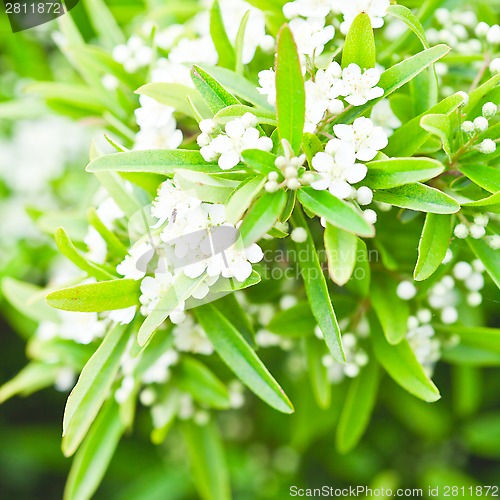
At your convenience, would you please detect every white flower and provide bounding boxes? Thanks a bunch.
[311,140,367,199]
[291,227,307,243]
[200,114,273,170]
[453,261,473,280]
[169,36,218,65]
[139,269,176,316]
[469,224,486,239]
[57,311,106,344]
[396,280,417,300]
[142,349,179,384]
[363,208,377,224]
[289,17,334,57]
[454,223,469,239]
[117,242,154,281]
[333,117,388,161]
[283,0,333,20]
[112,35,153,73]
[370,99,401,136]
[487,24,500,44]
[257,68,276,106]
[337,0,390,34]
[108,306,136,325]
[478,139,496,154]
[461,120,475,134]
[474,214,489,227]
[473,116,489,132]
[340,64,384,106]
[84,227,107,264]
[356,186,373,205]
[172,315,213,355]
[482,102,497,118]
[490,58,500,74]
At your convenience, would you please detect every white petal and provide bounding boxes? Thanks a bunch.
[312,152,334,172]
[345,95,368,106]
[245,243,264,263]
[345,163,368,184]
[333,124,354,142]
[356,147,377,161]
[329,180,352,199]
[311,177,330,191]
[218,151,240,170]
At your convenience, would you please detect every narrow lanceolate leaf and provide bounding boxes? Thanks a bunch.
[62,325,129,456]
[414,214,452,281]
[225,176,266,224]
[324,224,358,286]
[181,419,231,500]
[339,44,450,124]
[371,276,409,345]
[297,187,375,237]
[55,227,115,281]
[82,0,125,49]
[241,149,278,175]
[215,105,276,125]
[235,11,250,74]
[46,279,140,313]
[342,13,375,69]
[373,183,460,214]
[195,304,294,413]
[0,363,59,404]
[420,114,452,158]
[387,5,429,48]
[214,294,255,346]
[87,150,219,174]
[291,209,345,363]
[336,359,380,454]
[386,92,465,157]
[435,325,500,354]
[304,337,331,409]
[191,65,240,114]
[459,164,500,194]
[268,302,316,337]
[464,73,500,117]
[64,400,125,500]
[365,158,444,189]
[138,274,204,346]
[239,190,287,245]
[462,191,500,208]
[210,0,236,69]
[370,315,440,402]
[136,82,211,119]
[276,25,305,154]
[176,357,231,409]
[466,237,500,289]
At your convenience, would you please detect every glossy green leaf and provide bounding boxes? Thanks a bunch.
[365,158,444,189]
[420,114,452,158]
[297,187,375,237]
[213,294,255,346]
[462,191,500,208]
[342,13,375,69]
[88,207,128,259]
[371,315,440,402]
[371,275,409,344]
[210,0,236,69]
[62,324,129,456]
[214,104,276,125]
[181,420,231,500]
[324,224,358,286]
[82,0,125,49]
[336,359,380,454]
[373,183,460,214]
[235,11,250,74]
[459,164,500,194]
[463,73,500,117]
[304,337,331,409]
[268,302,316,337]
[94,171,142,218]
[195,304,294,413]
[225,176,266,224]
[239,190,287,245]
[466,237,500,289]
[64,400,125,500]
[414,213,452,281]
[302,132,323,165]
[276,24,305,154]
[435,325,500,354]
[46,279,140,313]
[241,149,278,175]
[87,150,220,174]
[387,5,429,48]
[291,209,345,363]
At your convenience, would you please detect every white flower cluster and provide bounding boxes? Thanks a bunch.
[112,35,153,73]
[454,213,500,249]
[406,310,440,377]
[461,102,498,155]
[258,62,385,133]
[198,114,273,170]
[116,179,264,326]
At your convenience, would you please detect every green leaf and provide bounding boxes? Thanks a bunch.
[462,191,500,208]
[386,92,465,157]
[373,183,460,214]
[0,363,59,404]
[191,65,240,114]
[88,208,128,259]
[213,294,255,346]
[420,114,452,159]
[210,0,236,69]
[302,132,323,165]
[297,187,375,237]
[64,400,125,500]
[459,164,500,194]
[239,190,287,245]
[371,315,440,402]
[62,324,129,456]
[466,237,500,289]
[198,64,273,110]
[176,357,231,409]
[387,5,429,49]
[342,13,375,69]
[136,82,211,119]
[268,302,316,337]
[304,337,331,409]
[365,158,444,190]
[2,277,60,323]
[291,208,345,363]
[324,224,358,286]
[181,420,231,500]
[46,279,140,313]
[225,176,266,224]
[87,150,219,174]
[82,0,125,49]
[55,227,115,281]
[336,359,380,454]
[195,304,294,413]
[214,104,276,126]
[435,325,500,354]
[464,73,500,117]
[138,274,204,347]
[371,275,409,344]
[276,24,305,154]
[241,149,278,175]
[235,11,250,74]
[414,213,452,281]
[339,45,450,124]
